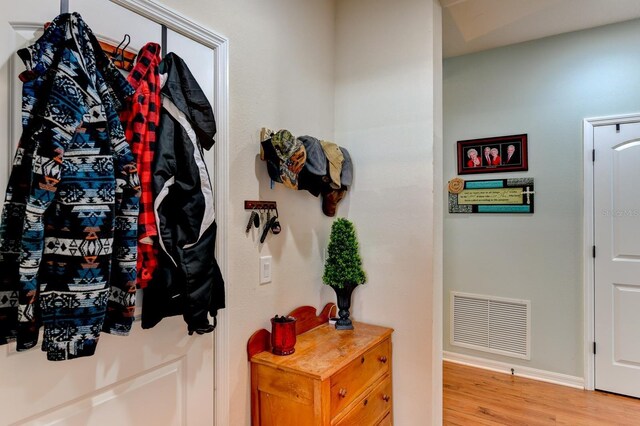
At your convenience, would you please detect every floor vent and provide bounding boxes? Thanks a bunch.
[451,292,530,359]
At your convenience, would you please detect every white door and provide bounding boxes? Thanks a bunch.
[594,120,640,398]
[0,2,216,424]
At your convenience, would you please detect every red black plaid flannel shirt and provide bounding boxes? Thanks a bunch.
[119,42,161,288]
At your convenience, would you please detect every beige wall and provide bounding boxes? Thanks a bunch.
[334,0,441,423]
[159,0,441,424]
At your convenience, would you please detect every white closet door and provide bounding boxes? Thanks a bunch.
[594,121,640,398]
[0,3,215,425]
[166,29,216,173]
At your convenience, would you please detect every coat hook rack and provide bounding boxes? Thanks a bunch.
[244,200,277,211]
[99,35,137,72]
[60,0,69,14]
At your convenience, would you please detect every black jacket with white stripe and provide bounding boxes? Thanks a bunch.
[142,52,224,334]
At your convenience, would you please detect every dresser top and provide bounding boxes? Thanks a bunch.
[250,321,393,380]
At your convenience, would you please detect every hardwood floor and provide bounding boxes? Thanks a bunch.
[443,361,640,425]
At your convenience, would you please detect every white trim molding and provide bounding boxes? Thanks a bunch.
[444,351,584,389]
[582,113,640,393]
[110,0,228,48]
[432,2,444,425]
[109,1,230,425]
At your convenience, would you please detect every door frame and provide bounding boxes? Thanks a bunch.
[109,1,230,424]
[583,112,640,392]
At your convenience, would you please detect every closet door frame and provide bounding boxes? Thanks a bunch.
[109,1,230,425]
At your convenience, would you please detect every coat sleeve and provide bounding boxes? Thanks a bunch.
[16,125,65,350]
[102,111,140,336]
[0,80,40,345]
[152,106,178,266]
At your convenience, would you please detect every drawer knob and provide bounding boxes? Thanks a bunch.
[338,388,348,398]
[383,394,391,403]
[379,356,388,364]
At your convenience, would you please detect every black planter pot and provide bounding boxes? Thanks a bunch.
[331,283,357,330]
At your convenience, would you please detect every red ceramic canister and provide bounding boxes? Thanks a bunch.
[270,316,296,356]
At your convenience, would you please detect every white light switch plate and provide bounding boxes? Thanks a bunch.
[260,256,272,284]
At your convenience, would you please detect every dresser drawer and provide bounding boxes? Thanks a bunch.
[330,338,390,416]
[256,364,314,404]
[334,375,392,426]
[378,413,392,426]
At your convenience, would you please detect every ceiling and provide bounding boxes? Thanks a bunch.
[441,0,640,57]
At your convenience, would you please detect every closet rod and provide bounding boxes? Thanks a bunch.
[161,25,167,57]
[60,0,69,14]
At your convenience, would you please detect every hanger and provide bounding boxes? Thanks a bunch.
[100,34,137,71]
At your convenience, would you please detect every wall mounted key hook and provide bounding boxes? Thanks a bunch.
[244,200,277,211]
[244,201,278,238]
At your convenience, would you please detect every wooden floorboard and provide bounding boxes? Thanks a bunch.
[443,361,640,425]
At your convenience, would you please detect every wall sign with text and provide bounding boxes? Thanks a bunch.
[448,177,535,214]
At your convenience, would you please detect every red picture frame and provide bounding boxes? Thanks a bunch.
[457,134,528,175]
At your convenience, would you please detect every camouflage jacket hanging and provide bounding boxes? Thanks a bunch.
[0,12,140,360]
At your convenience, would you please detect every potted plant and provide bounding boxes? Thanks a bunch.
[323,218,366,330]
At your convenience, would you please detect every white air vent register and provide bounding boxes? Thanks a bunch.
[451,291,530,359]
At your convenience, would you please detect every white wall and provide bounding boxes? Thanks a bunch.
[444,19,640,377]
[157,1,337,425]
[139,0,442,423]
[334,0,442,423]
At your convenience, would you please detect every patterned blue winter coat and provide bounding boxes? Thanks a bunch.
[0,13,140,360]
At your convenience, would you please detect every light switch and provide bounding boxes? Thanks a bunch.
[260,256,272,284]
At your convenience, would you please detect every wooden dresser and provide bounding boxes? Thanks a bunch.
[248,304,393,426]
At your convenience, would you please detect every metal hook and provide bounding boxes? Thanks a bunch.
[113,34,131,62]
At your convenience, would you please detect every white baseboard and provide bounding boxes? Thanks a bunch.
[444,351,585,389]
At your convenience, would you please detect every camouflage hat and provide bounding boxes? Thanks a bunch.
[261,129,307,189]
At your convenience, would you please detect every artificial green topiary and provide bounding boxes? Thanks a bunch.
[323,218,366,289]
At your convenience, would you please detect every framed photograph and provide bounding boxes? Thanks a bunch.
[457,134,528,175]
